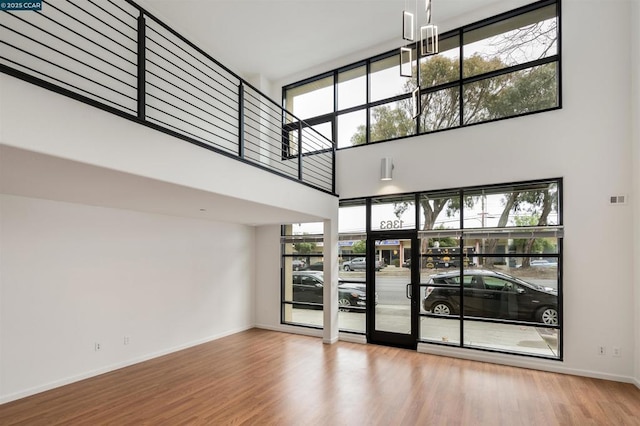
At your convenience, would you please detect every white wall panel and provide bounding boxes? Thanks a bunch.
[0,195,255,401]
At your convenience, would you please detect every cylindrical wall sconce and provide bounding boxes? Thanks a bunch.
[380,157,394,181]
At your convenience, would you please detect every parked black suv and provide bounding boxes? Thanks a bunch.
[292,272,367,311]
[423,270,558,325]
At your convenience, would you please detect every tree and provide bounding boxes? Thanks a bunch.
[294,241,318,254]
[351,240,366,254]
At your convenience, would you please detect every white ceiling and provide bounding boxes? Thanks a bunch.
[140,0,526,82]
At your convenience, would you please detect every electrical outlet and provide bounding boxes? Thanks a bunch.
[613,347,621,357]
[95,342,101,352]
[598,345,606,356]
[124,336,130,345]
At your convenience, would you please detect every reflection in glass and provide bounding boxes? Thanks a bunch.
[463,5,557,78]
[338,201,366,234]
[420,35,460,89]
[420,87,460,132]
[463,181,560,229]
[338,66,366,110]
[419,192,461,230]
[369,100,415,143]
[337,109,366,148]
[370,54,413,102]
[371,195,416,231]
[463,63,558,125]
[284,75,333,121]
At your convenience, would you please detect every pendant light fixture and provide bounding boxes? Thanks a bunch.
[400,0,439,77]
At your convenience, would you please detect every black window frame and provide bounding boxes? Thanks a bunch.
[282,0,561,151]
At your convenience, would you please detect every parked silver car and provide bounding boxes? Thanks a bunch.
[342,257,384,271]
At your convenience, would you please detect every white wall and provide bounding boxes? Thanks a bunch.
[632,0,640,389]
[270,0,637,382]
[0,194,255,402]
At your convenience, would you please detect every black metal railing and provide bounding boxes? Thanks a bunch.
[0,0,336,195]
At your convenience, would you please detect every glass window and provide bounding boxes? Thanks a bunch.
[285,75,333,121]
[463,5,558,78]
[338,65,366,110]
[420,87,461,133]
[369,99,415,143]
[283,1,559,150]
[464,320,559,357]
[463,181,560,229]
[282,224,324,328]
[463,62,558,125]
[370,53,414,102]
[371,195,416,231]
[337,109,366,148]
[419,192,462,231]
[419,34,461,89]
[339,200,366,234]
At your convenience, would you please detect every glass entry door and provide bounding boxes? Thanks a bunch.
[367,234,418,349]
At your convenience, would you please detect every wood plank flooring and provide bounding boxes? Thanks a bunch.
[1,328,639,425]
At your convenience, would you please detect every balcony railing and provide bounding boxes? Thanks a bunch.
[0,0,336,195]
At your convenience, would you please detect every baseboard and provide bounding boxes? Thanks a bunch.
[339,333,367,344]
[254,323,323,338]
[418,343,635,384]
[0,325,253,405]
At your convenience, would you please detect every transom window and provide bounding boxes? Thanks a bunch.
[283,0,559,151]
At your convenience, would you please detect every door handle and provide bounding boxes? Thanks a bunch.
[406,283,412,299]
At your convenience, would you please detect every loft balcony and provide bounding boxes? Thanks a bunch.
[0,0,336,204]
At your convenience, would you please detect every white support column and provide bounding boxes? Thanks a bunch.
[323,217,339,344]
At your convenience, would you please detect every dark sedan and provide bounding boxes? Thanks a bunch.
[423,270,558,325]
[292,272,367,311]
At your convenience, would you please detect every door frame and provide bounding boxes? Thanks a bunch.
[366,230,420,349]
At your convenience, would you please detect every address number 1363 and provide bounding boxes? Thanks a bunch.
[379,220,404,229]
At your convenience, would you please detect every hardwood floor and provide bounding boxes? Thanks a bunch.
[1,328,639,425]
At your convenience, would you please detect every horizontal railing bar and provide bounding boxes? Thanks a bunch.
[145,75,238,127]
[145,38,238,103]
[12,9,137,67]
[107,0,137,19]
[145,23,238,88]
[243,96,286,126]
[65,0,137,43]
[0,39,136,97]
[45,2,137,55]
[146,95,238,141]
[125,0,242,81]
[0,59,136,114]
[145,103,238,144]
[87,0,137,31]
[145,53,238,112]
[2,0,337,195]
[146,114,235,147]
[0,24,135,90]
[6,13,136,79]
